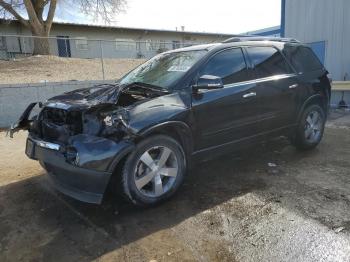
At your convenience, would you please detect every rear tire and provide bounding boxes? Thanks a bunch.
[120,135,186,207]
[292,104,326,150]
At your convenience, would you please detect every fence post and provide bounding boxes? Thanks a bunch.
[99,40,106,80]
[22,36,26,56]
[64,37,68,57]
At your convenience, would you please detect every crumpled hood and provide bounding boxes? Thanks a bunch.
[46,84,121,109]
[44,82,171,111]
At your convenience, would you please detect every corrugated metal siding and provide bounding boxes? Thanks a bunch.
[285,0,350,80]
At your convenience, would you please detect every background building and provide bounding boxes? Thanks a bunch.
[0,19,235,60]
[244,26,281,37]
[281,0,350,81]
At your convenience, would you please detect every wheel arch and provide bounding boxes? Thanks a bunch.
[297,94,327,123]
[104,122,193,200]
[107,143,135,173]
[137,121,194,161]
[106,121,193,178]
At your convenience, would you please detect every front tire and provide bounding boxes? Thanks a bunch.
[121,135,186,207]
[292,104,326,150]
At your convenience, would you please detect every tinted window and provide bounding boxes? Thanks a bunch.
[247,47,292,78]
[200,48,249,85]
[283,45,323,73]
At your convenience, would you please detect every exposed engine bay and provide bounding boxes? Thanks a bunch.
[10,82,170,144]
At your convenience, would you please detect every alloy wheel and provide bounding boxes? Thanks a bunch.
[304,110,323,143]
[134,146,179,197]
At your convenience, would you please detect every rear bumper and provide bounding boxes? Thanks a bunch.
[27,134,134,204]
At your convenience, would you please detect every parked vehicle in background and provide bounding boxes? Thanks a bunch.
[10,37,331,207]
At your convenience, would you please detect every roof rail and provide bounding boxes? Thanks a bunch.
[222,36,300,44]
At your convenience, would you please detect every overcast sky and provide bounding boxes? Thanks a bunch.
[56,0,281,34]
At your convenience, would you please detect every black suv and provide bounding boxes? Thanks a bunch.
[11,37,331,206]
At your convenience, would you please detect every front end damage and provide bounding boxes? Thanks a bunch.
[10,83,174,204]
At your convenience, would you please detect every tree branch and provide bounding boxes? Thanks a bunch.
[0,0,29,27]
[33,0,47,23]
[23,0,43,32]
[44,0,56,31]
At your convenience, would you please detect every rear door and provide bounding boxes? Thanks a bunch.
[191,48,262,151]
[282,44,331,110]
[245,46,299,132]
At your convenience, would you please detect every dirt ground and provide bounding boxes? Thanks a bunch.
[0,56,145,84]
[1,111,350,262]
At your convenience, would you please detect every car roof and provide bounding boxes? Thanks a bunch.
[165,37,305,54]
[164,43,221,53]
[222,36,300,44]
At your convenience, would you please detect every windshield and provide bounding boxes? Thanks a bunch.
[119,50,207,89]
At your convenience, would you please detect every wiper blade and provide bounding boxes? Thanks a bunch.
[124,82,169,93]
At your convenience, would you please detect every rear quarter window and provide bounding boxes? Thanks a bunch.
[282,45,324,73]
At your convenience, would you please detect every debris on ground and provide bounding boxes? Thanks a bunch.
[268,162,277,167]
[334,226,345,233]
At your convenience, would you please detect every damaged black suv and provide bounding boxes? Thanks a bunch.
[11,37,331,206]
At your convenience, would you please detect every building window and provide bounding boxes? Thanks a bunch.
[145,40,169,52]
[75,37,88,50]
[115,39,136,50]
[172,41,181,49]
[159,40,167,49]
[146,40,159,51]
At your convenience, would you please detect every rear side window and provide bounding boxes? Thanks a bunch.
[283,45,323,73]
[247,46,293,79]
[200,48,250,85]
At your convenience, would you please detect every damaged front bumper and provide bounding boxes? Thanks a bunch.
[26,134,134,204]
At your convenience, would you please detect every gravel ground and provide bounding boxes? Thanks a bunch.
[1,112,350,261]
[0,56,145,84]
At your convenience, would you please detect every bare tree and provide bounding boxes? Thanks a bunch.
[78,0,126,23]
[0,0,126,55]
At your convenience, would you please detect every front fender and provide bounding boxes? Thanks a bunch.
[139,121,192,137]
[138,121,194,160]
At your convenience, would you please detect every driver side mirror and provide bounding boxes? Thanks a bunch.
[193,75,224,92]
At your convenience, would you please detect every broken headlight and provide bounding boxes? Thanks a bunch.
[65,146,79,165]
[100,109,130,139]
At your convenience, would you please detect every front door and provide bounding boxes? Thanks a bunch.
[192,48,261,151]
[57,36,71,57]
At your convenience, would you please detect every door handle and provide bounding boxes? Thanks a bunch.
[243,92,256,98]
[289,84,298,89]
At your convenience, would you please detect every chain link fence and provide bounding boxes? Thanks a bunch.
[0,35,207,83]
[0,35,201,59]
